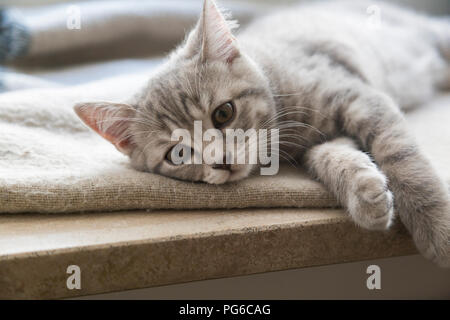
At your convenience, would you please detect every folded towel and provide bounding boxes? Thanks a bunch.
[1,68,449,214]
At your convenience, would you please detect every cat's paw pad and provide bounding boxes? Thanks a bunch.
[348,175,394,230]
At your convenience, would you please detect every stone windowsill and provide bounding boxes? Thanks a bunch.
[0,208,416,299]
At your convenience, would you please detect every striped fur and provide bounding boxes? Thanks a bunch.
[74,0,450,266]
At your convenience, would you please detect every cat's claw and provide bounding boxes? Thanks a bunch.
[347,175,394,230]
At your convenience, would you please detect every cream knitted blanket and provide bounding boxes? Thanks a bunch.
[1,70,449,213]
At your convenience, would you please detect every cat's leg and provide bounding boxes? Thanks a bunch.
[304,137,393,230]
[336,85,450,266]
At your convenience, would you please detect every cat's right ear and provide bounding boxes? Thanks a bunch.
[74,102,136,155]
[183,0,239,63]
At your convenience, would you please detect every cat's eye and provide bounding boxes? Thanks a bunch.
[212,101,235,128]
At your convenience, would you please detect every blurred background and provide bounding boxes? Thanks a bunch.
[0,0,449,92]
[3,0,450,14]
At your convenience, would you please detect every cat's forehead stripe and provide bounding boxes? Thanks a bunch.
[234,88,268,101]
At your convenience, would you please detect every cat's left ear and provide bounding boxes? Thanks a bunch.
[185,0,240,63]
[74,102,136,155]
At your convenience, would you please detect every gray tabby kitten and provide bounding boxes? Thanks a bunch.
[75,0,450,266]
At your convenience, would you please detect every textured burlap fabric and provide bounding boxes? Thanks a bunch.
[1,71,449,214]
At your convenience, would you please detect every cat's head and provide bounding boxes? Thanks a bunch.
[74,0,276,184]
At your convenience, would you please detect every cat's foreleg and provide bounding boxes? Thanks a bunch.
[338,86,450,267]
[304,137,394,230]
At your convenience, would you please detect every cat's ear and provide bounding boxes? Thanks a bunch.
[74,102,136,155]
[184,0,239,63]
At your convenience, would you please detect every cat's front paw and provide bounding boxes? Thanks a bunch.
[420,237,450,268]
[203,167,231,184]
[347,174,394,230]
[412,204,450,268]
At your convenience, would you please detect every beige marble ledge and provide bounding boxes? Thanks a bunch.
[0,208,416,299]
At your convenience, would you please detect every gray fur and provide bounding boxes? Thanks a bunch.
[74,0,450,266]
